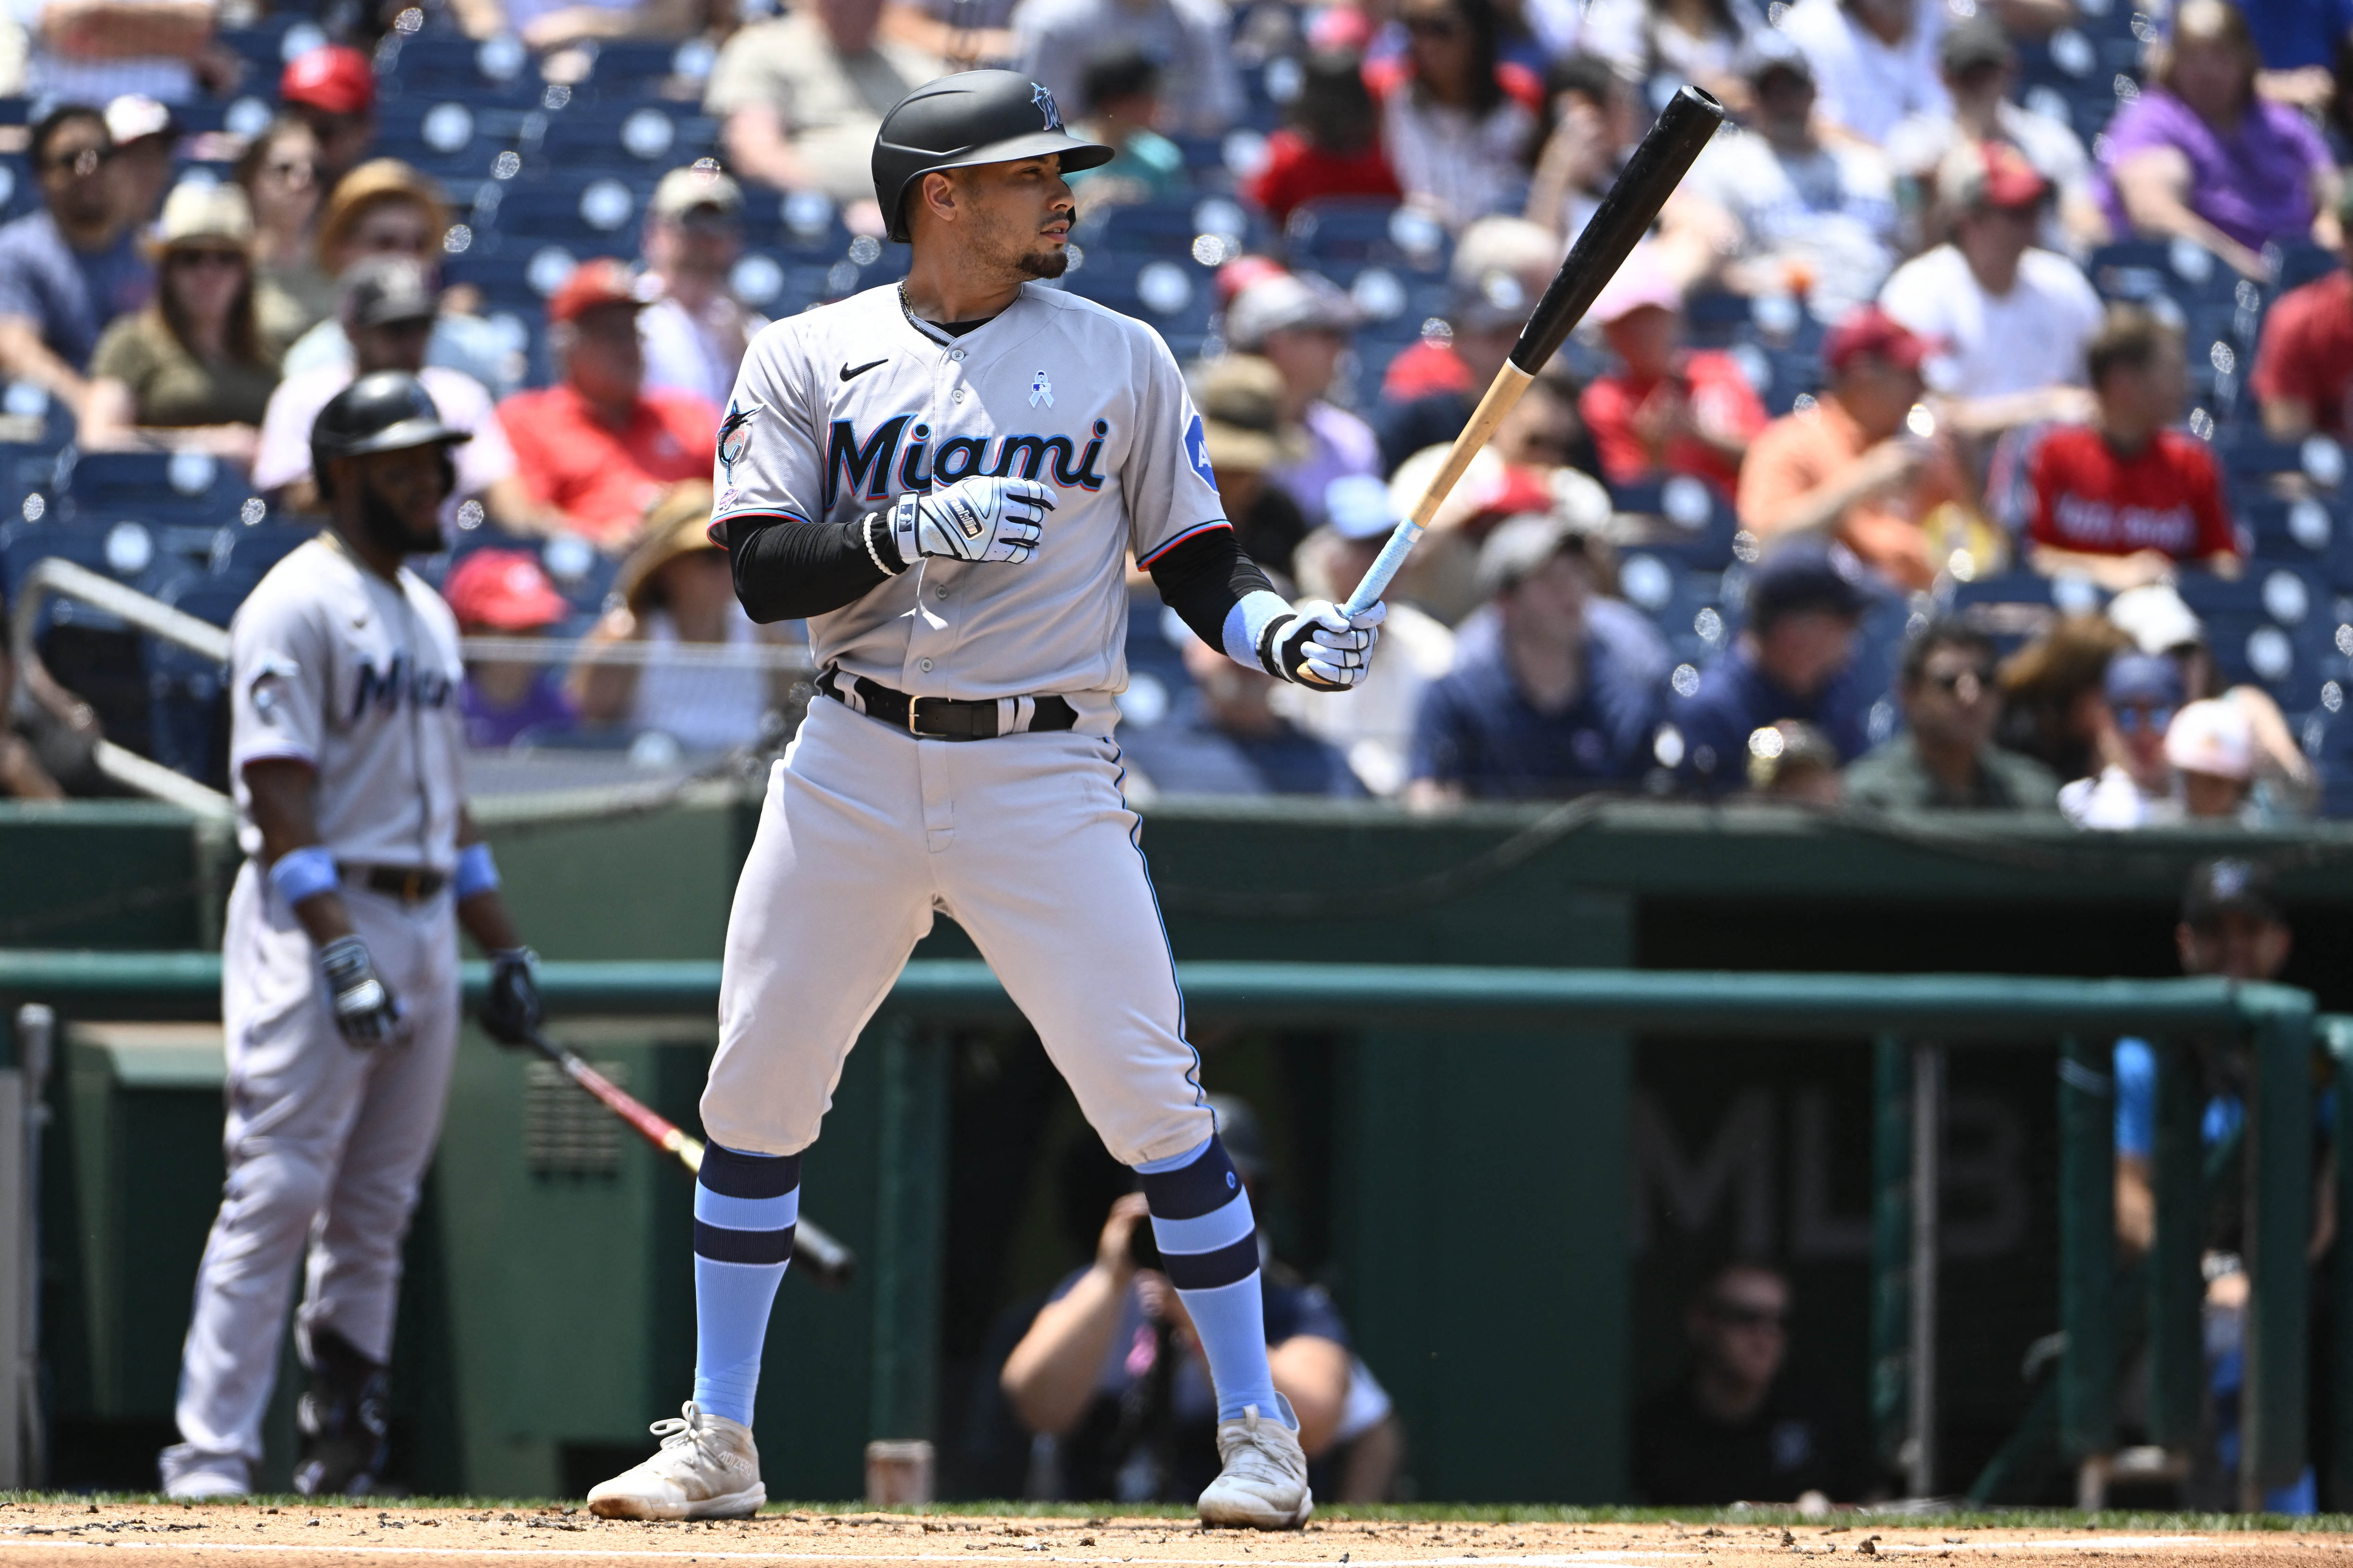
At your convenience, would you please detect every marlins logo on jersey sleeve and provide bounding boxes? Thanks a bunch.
[712,326,826,529]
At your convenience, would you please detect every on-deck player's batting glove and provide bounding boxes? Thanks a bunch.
[320,935,404,1047]
[479,946,541,1047]
[888,476,1053,565]
[1229,594,1386,690]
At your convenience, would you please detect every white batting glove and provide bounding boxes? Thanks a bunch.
[1262,598,1386,690]
[889,476,1053,565]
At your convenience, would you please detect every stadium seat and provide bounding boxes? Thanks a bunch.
[1284,199,1449,278]
[55,448,255,526]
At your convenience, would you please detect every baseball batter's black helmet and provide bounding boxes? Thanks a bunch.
[310,371,470,500]
[872,70,1114,243]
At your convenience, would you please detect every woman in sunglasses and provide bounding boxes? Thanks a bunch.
[79,180,281,462]
[1366,0,1544,231]
[236,117,333,336]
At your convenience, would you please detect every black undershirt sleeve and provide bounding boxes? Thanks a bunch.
[1145,525,1277,655]
[722,510,906,623]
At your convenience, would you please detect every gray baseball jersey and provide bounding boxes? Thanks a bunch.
[228,536,466,869]
[711,281,1226,716]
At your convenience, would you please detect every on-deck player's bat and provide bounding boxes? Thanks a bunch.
[518,1025,857,1288]
[1341,85,1727,618]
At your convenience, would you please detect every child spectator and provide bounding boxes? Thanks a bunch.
[1242,50,1402,225]
[1844,618,2060,809]
[2249,191,2353,441]
[1577,248,1764,498]
[1063,44,1187,210]
[1672,538,1878,795]
[1737,305,1970,591]
[2023,303,2241,590]
[1407,511,1669,803]
[443,549,579,750]
[2098,0,2342,280]
[1370,0,1545,231]
[1224,272,1381,528]
[2058,649,2184,827]
[1879,141,2101,431]
[80,182,279,462]
[2165,698,2259,821]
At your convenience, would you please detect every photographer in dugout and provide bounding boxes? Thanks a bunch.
[160,372,544,1499]
[999,1097,1401,1503]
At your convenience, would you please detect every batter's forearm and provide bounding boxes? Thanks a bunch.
[244,757,358,946]
[724,512,903,622]
[1145,526,1275,656]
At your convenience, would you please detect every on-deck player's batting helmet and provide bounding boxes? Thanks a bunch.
[310,370,471,500]
[872,70,1114,244]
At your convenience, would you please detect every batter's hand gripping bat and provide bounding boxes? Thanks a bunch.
[520,1025,857,1288]
[1341,85,1727,617]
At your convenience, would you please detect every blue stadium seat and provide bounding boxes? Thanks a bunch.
[1061,253,1214,355]
[1284,199,1450,278]
[535,103,720,172]
[380,32,545,106]
[2177,565,2334,704]
[54,448,255,525]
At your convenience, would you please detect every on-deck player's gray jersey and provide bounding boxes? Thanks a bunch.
[711,282,1227,718]
[228,536,466,868]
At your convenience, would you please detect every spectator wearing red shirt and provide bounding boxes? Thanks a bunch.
[1578,251,1764,499]
[1242,51,1403,226]
[498,259,721,549]
[2026,303,2242,591]
[2249,192,2353,441]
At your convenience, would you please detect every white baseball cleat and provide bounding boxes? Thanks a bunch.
[1196,1396,1312,1530]
[586,1402,765,1520]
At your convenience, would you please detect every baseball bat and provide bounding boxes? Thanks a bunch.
[1341,85,1727,618]
[519,1025,857,1288]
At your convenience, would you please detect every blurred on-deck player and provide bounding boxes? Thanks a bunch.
[587,70,1385,1529]
[160,372,545,1499]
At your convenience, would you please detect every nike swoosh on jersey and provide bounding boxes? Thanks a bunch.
[840,358,888,382]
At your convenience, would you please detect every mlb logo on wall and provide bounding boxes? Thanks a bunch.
[1033,83,1062,130]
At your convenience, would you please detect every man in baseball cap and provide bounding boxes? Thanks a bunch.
[1878,139,2101,424]
[103,95,179,226]
[640,164,763,409]
[1672,538,1878,795]
[1738,304,1965,591]
[281,45,378,185]
[1223,272,1376,529]
[493,258,719,547]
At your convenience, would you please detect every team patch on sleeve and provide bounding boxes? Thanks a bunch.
[1184,414,1216,489]
[717,397,767,485]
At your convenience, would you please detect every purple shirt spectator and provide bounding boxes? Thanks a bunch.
[460,669,576,749]
[2096,88,2331,251]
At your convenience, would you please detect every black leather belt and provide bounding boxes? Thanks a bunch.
[338,863,448,903]
[818,668,1078,741]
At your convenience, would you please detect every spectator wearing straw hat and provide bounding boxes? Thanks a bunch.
[1285,474,1460,797]
[256,258,555,533]
[1406,510,1669,804]
[498,260,720,548]
[1194,354,1315,576]
[638,165,765,412]
[443,549,579,750]
[1224,272,1381,531]
[80,180,280,459]
[570,483,783,755]
[1578,248,1763,500]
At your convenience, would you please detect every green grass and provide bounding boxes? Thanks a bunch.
[4,1494,2351,1531]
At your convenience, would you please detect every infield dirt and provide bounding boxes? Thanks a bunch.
[2,1505,2348,1568]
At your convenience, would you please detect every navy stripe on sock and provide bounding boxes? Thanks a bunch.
[699,1146,802,1200]
[1159,1232,1259,1291]
[1137,1135,1241,1220]
[694,1220,797,1265]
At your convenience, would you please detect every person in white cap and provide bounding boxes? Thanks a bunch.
[1224,272,1379,530]
[1285,473,1460,796]
[638,164,766,410]
[2164,698,2257,821]
[2108,582,2319,811]
[103,94,177,229]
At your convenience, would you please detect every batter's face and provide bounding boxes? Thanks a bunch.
[919,157,1074,282]
[344,444,453,557]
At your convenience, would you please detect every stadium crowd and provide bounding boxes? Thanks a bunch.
[1,0,2352,824]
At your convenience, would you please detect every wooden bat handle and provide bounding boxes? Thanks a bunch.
[1342,362,1536,617]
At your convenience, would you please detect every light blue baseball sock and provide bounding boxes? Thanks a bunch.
[1135,1135,1287,1427]
[691,1145,799,1428]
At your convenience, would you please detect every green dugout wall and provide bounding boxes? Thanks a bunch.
[9,797,2352,1501]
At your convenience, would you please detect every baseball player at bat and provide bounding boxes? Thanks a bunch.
[585,71,1381,1529]
[161,373,546,1501]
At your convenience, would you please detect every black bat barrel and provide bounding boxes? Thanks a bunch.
[1508,85,1727,376]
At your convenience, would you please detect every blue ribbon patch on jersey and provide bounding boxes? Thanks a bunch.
[1184,413,1216,489]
